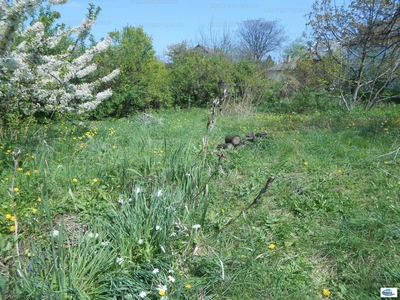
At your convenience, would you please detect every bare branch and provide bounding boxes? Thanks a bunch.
[238,19,287,62]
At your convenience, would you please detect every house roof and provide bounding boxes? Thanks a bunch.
[192,44,214,54]
[268,61,296,71]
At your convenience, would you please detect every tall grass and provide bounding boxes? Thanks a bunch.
[1,105,400,299]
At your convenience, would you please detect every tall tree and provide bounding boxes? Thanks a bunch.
[238,18,287,62]
[307,0,400,109]
[92,26,171,117]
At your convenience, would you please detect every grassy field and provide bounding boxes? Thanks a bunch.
[1,105,400,299]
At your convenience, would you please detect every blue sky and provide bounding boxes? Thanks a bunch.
[53,0,316,60]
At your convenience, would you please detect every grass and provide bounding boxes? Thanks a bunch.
[1,104,400,299]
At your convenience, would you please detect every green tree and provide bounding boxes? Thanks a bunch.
[169,50,232,108]
[92,26,171,118]
[168,44,272,109]
[283,38,308,60]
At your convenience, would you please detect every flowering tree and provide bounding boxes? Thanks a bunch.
[0,0,119,127]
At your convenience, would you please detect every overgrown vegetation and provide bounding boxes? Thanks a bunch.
[1,105,400,299]
[1,1,400,299]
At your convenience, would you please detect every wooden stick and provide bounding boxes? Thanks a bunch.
[219,177,275,233]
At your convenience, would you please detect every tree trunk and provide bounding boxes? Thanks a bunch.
[217,143,234,149]
[225,135,241,145]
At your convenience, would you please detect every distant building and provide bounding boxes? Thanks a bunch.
[267,55,296,81]
[191,44,217,55]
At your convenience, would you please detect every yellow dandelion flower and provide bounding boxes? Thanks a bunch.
[10,226,15,232]
[33,170,38,174]
[112,145,117,149]
[384,161,389,165]
[6,149,11,153]
[2,205,7,209]
[13,202,16,207]
[5,214,11,219]
[268,243,276,250]
[221,208,225,214]
[303,162,308,166]
[37,197,41,202]
[323,288,331,297]
[93,178,98,183]
[5,177,9,181]
[14,187,19,192]
[337,170,342,173]
[158,290,166,296]
[32,208,37,214]
[10,216,15,222]
[72,178,78,182]
[185,284,192,289]
[31,155,35,159]
[17,167,23,171]
[25,171,31,176]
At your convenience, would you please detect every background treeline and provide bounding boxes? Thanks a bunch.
[2,0,400,129]
[90,26,273,119]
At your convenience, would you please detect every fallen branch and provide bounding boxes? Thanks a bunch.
[377,146,400,160]
[219,177,275,233]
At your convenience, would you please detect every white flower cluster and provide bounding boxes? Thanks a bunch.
[0,1,119,115]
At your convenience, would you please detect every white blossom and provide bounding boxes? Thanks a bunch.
[101,69,120,83]
[116,257,124,265]
[74,17,96,40]
[157,189,162,197]
[167,275,175,282]
[139,291,147,298]
[152,268,159,274]
[96,88,113,102]
[155,225,162,231]
[192,224,201,229]
[92,36,111,53]
[75,63,97,78]
[52,230,59,237]
[0,2,119,115]
[87,232,99,239]
[25,22,44,35]
[72,53,94,67]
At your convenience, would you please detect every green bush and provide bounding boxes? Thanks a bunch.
[91,26,172,118]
